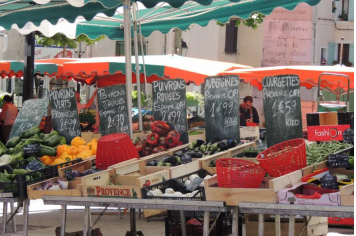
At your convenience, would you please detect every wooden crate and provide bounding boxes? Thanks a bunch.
[245,214,328,236]
[58,160,93,189]
[80,160,171,198]
[301,161,328,176]
[169,160,202,179]
[27,177,82,199]
[204,170,302,206]
[340,184,354,206]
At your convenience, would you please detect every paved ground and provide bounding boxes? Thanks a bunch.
[0,200,353,236]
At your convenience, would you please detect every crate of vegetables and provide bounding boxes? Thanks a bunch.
[58,160,101,189]
[0,158,54,198]
[204,170,303,206]
[27,177,82,199]
[82,160,170,198]
[134,121,186,158]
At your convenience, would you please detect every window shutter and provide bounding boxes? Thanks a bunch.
[349,0,354,21]
[327,42,336,65]
[225,20,238,53]
[349,43,354,67]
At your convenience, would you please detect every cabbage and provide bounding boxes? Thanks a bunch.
[47,184,61,190]
[55,178,68,190]
[0,155,12,164]
[42,180,54,190]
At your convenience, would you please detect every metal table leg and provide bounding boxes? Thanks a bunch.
[275,215,281,236]
[231,207,239,236]
[180,210,187,236]
[203,211,209,236]
[2,202,8,235]
[9,202,16,233]
[23,199,29,236]
[83,206,91,236]
[60,205,67,236]
[289,215,295,236]
[258,214,264,236]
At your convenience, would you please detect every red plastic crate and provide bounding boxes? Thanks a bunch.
[216,158,266,188]
[257,139,306,177]
[95,133,139,170]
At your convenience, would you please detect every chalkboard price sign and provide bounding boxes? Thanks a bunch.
[343,128,354,144]
[97,84,130,136]
[49,88,81,144]
[10,98,49,139]
[186,177,204,192]
[204,75,240,142]
[24,144,40,156]
[152,79,189,144]
[64,169,75,181]
[320,174,338,189]
[328,153,350,168]
[262,75,303,147]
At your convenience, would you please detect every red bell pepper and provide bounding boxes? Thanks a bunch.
[147,133,160,146]
[151,121,171,136]
[132,137,146,152]
[153,146,167,154]
[158,136,166,146]
[176,142,183,147]
[165,130,181,148]
[141,146,153,157]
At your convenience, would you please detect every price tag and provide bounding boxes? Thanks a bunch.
[320,174,338,189]
[181,154,192,164]
[186,177,204,192]
[64,169,75,181]
[328,153,350,168]
[23,144,41,156]
[343,128,354,144]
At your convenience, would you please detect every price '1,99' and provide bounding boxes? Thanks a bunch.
[209,101,234,117]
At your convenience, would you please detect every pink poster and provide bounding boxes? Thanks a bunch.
[262,3,313,67]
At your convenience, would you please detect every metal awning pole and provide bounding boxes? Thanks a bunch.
[124,0,133,138]
[133,2,143,131]
[23,32,35,103]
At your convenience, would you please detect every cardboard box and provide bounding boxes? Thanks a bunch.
[245,214,328,236]
[306,112,351,141]
[278,182,340,206]
[27,177,82,199]
[204,170,303,206]
[340,184,354,206]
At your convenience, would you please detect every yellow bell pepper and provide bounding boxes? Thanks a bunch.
[57,152,72,162]
[76,150,94,159]
[52,158,66,165]
[71,136,86,147]
[40,155,54,165]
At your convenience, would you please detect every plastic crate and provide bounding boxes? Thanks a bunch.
[141,180,205,201]
[0,163,54,198]
[165,212,232,236]
[50,158,84,177]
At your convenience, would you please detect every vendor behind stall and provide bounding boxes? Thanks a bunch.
[239,96,260,126]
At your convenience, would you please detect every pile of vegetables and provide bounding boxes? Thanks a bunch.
[146,138,240,167]
[33,178,68,191]
[40,136,97,166]
[182,173,216,188]
[0,127,66,167]
[0,157,47,183]
[306,141,353,165]
[67,166,101,178]
[147,188,200,198]
[133,121,183,157]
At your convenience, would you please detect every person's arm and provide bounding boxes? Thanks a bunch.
[84,90,97,109]
[253,107,260,124]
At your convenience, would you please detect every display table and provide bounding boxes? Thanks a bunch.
[239,202,354,236]
[42,196,235,236]
[0,198,29,236]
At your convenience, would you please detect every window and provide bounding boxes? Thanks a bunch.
[115,41,147,56]
[225,20,238,54]
[337,44,351,66]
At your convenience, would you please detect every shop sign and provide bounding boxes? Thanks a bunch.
[307,125,351,141]
[86,186,139,198]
